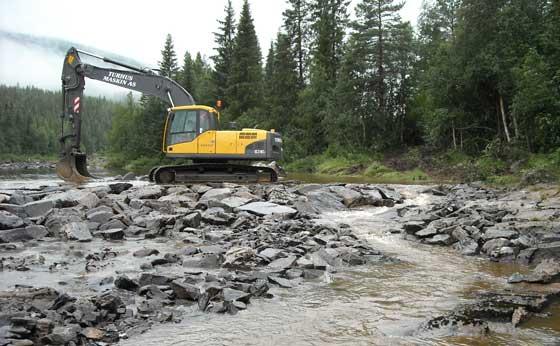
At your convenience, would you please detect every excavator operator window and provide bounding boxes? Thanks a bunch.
[168,109,218,145]
[169,110,197,144]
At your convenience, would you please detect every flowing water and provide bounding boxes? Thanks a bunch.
[1,169,559,345]
[117,185,560,346]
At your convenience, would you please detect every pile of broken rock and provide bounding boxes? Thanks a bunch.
[0,181,400,345]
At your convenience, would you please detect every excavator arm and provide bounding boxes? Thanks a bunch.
[57,47,194,182]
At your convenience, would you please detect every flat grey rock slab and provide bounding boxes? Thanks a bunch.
[238,202,297,216]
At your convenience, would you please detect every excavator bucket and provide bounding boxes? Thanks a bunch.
[56,150,93,183]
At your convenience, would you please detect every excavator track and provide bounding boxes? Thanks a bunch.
[150,163,278,184]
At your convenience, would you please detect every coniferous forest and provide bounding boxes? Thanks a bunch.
[0,85,118,158]
[2,0,560,181]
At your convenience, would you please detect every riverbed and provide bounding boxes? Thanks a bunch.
[0,170,559,345]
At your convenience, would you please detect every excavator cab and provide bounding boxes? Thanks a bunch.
[164,106,219,147]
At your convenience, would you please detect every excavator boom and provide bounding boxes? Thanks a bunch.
[58,47,194,182]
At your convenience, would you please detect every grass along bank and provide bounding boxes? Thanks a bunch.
[285,146,560,186]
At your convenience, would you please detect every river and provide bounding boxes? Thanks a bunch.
[1,169,559,345]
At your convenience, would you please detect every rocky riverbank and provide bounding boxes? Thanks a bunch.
[399,184,560,336]
[0,179,558,345]
[0,180,401,345]
[0,161,55,172]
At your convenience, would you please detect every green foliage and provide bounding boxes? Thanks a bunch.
[364,161,393,176]
[226,0,263,119]
[263,33,299,133]
[212,0,236,102]
[0,85,117,156]
[159,34,179,79]
[179,51,195,94]
[283,0,311,87]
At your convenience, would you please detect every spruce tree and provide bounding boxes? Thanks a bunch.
[179,51,195,96]
[283,0,311,88]
[296,0,349,155]
[192,53,215,106]
[159,33,179,79]
[226,0,263,121]
[264,33,299,132]
[352,0,404,116]
[212,0,236,103]
[309,0,349,81]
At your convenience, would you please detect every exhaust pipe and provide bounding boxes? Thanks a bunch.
[56,149,94,183]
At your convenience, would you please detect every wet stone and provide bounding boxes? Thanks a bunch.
[415,226,438,238]
[115,275,140,291]
[62,222,92,242]
[23,199,54,218]
[258,248,283,261]
[238,201,297,217]
[268,276,294,288]
[183,212,201,228]
[0,225,48,243]
[268,255,298,270]
[81,327,105,340]
[109,182,133,194]
[221,287,251,304]
[202,208,233,225]
[99,219,126,232]
[482,238,511,254]
[199,188,232,202]
[133,248,160,257]
[425,234,455,246]
[183,253,222,268]
[482,227,518,240]
[97,228,125,240]
[0,210,24,230]
[404,221,425,234]
[45,190,99,209]
[171,280,200,300]
[87,210,114,225]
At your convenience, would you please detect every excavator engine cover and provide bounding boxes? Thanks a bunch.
[56,150,93,183]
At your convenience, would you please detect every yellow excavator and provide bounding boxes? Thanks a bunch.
[57,47,282,184]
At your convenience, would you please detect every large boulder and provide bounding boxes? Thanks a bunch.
[305,190,346,213]
[509,259,560,284]
[109,182,133,194]
[208,196,250,211]
[62,222,92,242]
[201,207,234,225]
[481,238,511,254]
[532,241,560,263]
[44,208,84,237]
[126,185,164,200]
[23,200,54,218]
[86,210,113,224]
[238,202,297,217]
[44,190,99,209]
[329,186,365,207]
[482,225,518,240]
[0,210,24,230]
[158,192,197,205]
[0,225,48,242]
[199,188,232,202]
[171,280,201,300]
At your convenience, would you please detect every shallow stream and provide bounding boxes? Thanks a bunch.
[0,170,559,345]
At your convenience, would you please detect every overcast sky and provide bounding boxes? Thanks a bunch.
[0,0,423,94]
